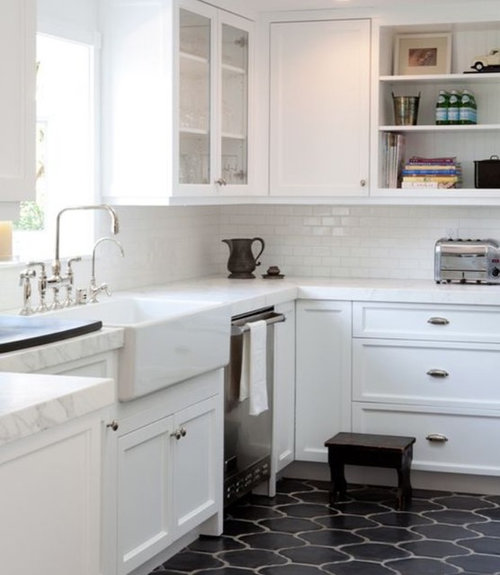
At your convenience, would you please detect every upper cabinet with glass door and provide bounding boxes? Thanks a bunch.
[177,2,253,198]
[100,0,254,205]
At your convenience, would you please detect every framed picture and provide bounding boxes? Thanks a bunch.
[394,33,452,75]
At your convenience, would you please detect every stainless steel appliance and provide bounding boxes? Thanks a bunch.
[434,237,500,284]
[224,307,285,506]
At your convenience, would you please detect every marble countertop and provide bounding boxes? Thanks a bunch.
[0,326,124,373]
[125,276,500,312]
[0,372,114,447]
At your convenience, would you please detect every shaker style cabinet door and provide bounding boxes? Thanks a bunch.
[0,0,35,202]
[295,300,352,462]
[269,19,370,197]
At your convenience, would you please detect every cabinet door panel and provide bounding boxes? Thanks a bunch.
[173,395,221,537]
[295,300,352,462]
[0,0,35,201]
[0,418,101,575]
[117,416,173,575]
[270,19,370,196]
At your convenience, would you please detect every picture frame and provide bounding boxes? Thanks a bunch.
[394,33,452,75]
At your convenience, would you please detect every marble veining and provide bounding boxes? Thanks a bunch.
[0,326,123,373]
[0,372,114,446]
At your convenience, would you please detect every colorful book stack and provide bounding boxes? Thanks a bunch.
[382,132,406,188]
[401,156,461,189]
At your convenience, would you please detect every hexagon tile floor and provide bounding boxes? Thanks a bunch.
[151,478,500,575]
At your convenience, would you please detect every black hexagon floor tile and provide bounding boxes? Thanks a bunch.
[148,479,500,575]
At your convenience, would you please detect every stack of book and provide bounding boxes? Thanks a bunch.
[401,156,461,189]
[382,133,405,188]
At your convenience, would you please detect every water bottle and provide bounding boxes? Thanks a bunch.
[435,90,449,125]
[459,89,477,124]
[448,90,460,124]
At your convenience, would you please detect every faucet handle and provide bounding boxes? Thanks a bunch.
[19,267,36,315]
[64,256,82,307]
[27,261,49,313]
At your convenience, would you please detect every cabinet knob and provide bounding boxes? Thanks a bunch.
[215,178,227,186]
[427,316,449,325]
[171,427,187,440]
[426,368,449,378]
[426,433,448,443]
[106,420,119,431]
[360,179,367,187]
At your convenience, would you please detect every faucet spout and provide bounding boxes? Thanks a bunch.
[89,236,125,303]
[53,204,119,277]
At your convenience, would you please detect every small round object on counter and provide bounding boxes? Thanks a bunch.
[262,265,285,279]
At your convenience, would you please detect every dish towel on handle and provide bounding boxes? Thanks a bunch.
[239,319,268,415]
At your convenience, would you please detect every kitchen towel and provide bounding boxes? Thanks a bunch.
[239,319,268,415]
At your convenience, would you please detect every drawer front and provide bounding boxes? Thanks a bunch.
[353,339,500,409]
[353,302,500,342]
[353,403,500,475]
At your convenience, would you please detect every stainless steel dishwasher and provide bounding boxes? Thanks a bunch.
[224,306,286,506]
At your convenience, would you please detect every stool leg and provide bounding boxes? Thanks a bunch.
[396,453,413,510]
[329,459,347,505]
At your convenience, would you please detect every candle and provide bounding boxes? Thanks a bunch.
[0,221,13,261]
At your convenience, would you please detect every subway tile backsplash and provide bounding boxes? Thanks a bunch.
[218,204,500,280]
[104,204,500,284]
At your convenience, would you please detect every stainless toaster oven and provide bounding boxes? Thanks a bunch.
[434,238,500,284]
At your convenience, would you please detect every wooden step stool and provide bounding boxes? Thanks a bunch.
[324,432,416,510]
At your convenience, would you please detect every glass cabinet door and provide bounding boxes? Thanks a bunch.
[178,9,211,185]
[220,23,248,186]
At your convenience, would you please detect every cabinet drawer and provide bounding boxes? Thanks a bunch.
[353,339,500,409]
[353,403,500,475]
[353,302,500,342]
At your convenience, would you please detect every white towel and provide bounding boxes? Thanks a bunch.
[239,320,268,416]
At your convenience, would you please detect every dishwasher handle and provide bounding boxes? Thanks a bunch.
[231,312,286,336]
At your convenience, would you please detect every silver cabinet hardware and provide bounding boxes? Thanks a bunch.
[426,433,448,443]
[360,179,367,187]
[171,427,187,440]
[215,178,227,186]
[427,317,449,325]
[426,369,449,378]
[106,420,119,431]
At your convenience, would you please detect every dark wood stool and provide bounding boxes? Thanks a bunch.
[324,432,416,510]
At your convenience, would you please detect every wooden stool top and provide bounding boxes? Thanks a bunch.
[325,432,415,452]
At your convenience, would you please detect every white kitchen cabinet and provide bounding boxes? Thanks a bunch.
[101,0,255,205]
[352,301,500,476]
[374,19,500,202]
[114,370,223,575]
[0,411,106,575]
[0,0,35,203]
[272,300,295,473]
[295,300,352,462]
[269,18,370,197]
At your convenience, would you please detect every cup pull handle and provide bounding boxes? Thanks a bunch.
[428,317,449,325]
[426,433,448,443]
[426,368,449,378]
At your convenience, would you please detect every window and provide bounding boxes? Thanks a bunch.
[14,33,96,261]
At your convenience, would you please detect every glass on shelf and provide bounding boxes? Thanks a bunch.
[222,138,247,185]
[179,133,210,184]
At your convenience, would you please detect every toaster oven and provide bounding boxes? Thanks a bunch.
[434,238,500,284]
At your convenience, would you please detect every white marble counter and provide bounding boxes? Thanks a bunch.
[125,276,500,311]
[0,326,124,373]
[0,372,114,446]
